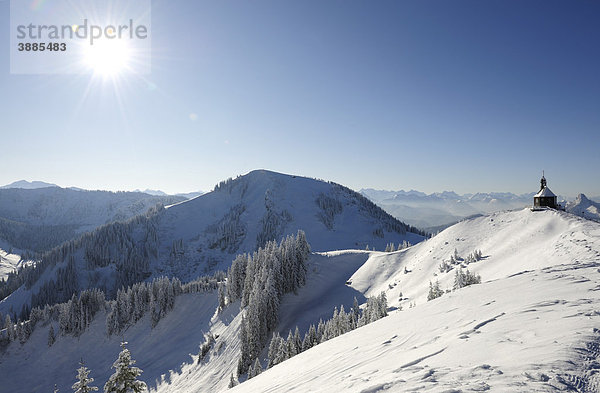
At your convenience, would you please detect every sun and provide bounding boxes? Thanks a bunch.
[82,38,132,77]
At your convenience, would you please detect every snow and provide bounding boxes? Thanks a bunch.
[0,292,219,393]
[348,208,600,309]
[0,244,23,280]
[232,263,600,392]
[86,169,422,282]
[276,251,371,337]
[230,209,600,393]
[156,170,422,264]
[148,209,600,393]
[535,187,557,198]
[2,207,599,393]
[0,170,424,330]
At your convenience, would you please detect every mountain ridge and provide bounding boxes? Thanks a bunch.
[0,180,59,189]
[0,169,425,317]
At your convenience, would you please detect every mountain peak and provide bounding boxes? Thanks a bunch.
[575,193,590,203]
[566,192,600,221]
[0,180,59,189]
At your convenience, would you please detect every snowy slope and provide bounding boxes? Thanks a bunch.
[0,170,424,316]
[0,292,219,393]
[348,208,600,309]
[152,251,374,393]
[156,170,423,257]
[0,246,23,279]
[232,263,600,392]
[2,209,599,393]
[0,252,372,393]
[229,208,600,392]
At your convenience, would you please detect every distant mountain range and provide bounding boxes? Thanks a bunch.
[0,187,187,254]
[0,180,59,189]
[361,188,600,232]
[360,188,538,231]
[1,180,203,199]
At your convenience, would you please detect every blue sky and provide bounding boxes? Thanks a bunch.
[1,0,599,196]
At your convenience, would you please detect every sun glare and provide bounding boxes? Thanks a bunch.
[82,39,131,77]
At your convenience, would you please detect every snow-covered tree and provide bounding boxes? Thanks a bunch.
[267,332,284,368]
[439,260,452,273]
[237,231,310,374]
[4,315,14,341]
[453,268,481,290]
[285,330,297,358]
[351,297,360,329]
[48,325,56,346]
[248,357,263,379]
[228,373,238,389]
[218,284,226,311]
[427,280,444,301]
[293,327,302,354]
[268,294,390,367]
[72,360,98,393]
[104,342,147,393]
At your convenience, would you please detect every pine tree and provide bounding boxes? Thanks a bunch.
[351,297,360,329]
[286,330,297,358]
[267,332,283,368]
[237,315,251,375]
[48,325,56,346]
[104,342,147,393]
[218,284,226,311]
[72,360,98,393]
[293,327,302,354]
[248,357,262,379]
[427,280,444,301]
[5,315,14,341]
[228,373,238,388]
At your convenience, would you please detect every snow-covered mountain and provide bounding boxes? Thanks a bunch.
[229,208,600,392]
[0,187,186,255]
[567,193,600,222]
[0,170,424,315]
[134,188,169,196]
[133,189,204,199]
[1,208,598,393]
[0,180,59,189]
[175,191,204,200]
[361,188,535,230]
